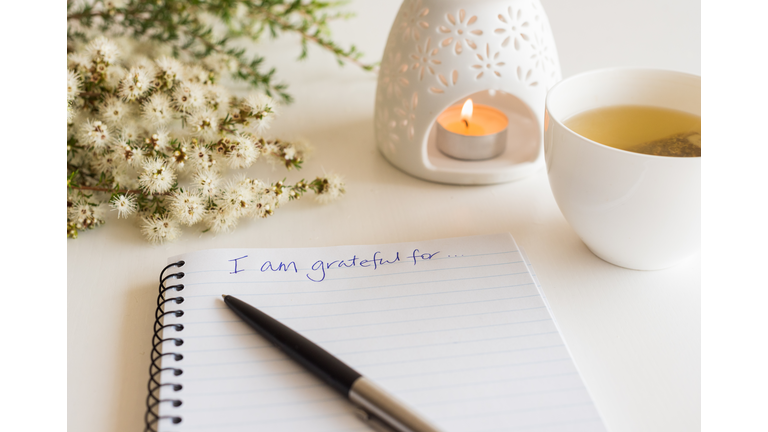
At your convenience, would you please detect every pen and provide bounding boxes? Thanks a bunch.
[221,294,444,432]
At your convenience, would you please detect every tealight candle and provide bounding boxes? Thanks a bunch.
[436,99,508,160]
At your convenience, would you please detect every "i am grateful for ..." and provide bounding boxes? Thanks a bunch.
[228,249,441,282]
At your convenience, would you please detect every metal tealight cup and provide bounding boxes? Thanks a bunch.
[436,104,508,161]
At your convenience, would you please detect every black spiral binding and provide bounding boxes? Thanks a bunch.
[144,261,186,431]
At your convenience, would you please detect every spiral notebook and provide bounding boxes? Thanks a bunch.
[144,233,606,432]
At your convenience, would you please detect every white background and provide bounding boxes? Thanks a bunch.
[7,0,761,430]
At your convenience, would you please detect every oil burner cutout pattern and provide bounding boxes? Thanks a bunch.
[374,0,562,185]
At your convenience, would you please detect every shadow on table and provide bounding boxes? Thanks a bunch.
[112,281,162,432]
[297,115,529,195]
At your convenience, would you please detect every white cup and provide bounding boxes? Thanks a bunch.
[544,68,700,270]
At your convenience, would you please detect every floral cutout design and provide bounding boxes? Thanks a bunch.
[516,66,538,87]
[394,92,419,140]
[410,38,441,80]
[472,44,505,79]
[376,108,400,154]
[379,51,409,99]
[398,0,429,42]
[529,32,554,72]
[438,9,483,55]
[528,0,548,33]
[494,6,530,50]
[429,70,459,94]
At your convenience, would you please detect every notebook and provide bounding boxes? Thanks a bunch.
[144,233,606,432]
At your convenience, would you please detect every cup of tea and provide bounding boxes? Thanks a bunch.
[544,68,700,270]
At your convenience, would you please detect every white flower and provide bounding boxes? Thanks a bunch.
[145,127,171,152]
[314,173,346,204]
[80,119,111,148]
[67,70,81,101]
[263,139,311,169]
[205,85,230,112]
[113,127,144,167]
[204,205,238,233]
[111,167,140,189]
[118,124,140,142]
[283,146,296,161]
[242,93,277,133]
[182,64,212,84]
[68,106,81,129]
[138,157,176,194]
[261,141,281,166]
[142,93,174,126]
[172,82,206,112]
[225,134,259,169]
[86,36,119,64]
[104,65,126,90]
[155,56,184,83]
[276,187,291,206]
[239,177,266,195]
[217,180,254,219]
[243,92,275,114]
[110,194,138,219]
[188,108,219,140]
[99,97,130,126]
[252,190,278,218]
[68,202,106,229]
[67,52,91,71]
[90,203,107,223]
[132,57,157,75]
[92,150,120,173]
[169,142,190,170]
[169,190,206,225]
[190,144,216,171]
[192,169,220,197]
[118,67,153,101]
[141,214,180,244]
[230,178,276,218]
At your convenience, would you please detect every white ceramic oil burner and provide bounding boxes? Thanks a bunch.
[374,0,562,184]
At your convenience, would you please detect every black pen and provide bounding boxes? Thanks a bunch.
[222,295,444,432]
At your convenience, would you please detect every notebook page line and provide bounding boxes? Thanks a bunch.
[180,268,531,293]
[178,305,546,329]
[179,284,538,311]
[183,384,590,414]
[180,358,576,397]
[175,332,566,366]
[178,250,521,276]
[179,305,548,344]
[178,341,567,372]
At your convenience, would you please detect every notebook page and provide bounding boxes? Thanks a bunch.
[156,233,605,432]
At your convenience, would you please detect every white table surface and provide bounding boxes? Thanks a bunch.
[67,1,701,431]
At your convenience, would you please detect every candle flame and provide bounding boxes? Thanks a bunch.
[461,99,473,121]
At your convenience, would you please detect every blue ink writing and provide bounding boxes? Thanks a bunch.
[409,249,440,265]
[307,260,326,282]
[229,255,248,274]
[305,250,406,282]
[260,261,298,273]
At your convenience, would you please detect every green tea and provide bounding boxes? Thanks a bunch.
[564,105,701,157]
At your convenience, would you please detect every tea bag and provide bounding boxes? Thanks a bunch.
[632,131,701,157]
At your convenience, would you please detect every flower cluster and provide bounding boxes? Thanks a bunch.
[67,0,376,103]
[67,36,345,243]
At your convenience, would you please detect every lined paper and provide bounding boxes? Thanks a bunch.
[157,233,606,431]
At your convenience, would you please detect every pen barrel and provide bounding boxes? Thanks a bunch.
[223,295,361,395]
[350,377,444,432]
